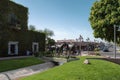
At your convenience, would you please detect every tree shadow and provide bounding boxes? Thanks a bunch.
[86,57,120,65]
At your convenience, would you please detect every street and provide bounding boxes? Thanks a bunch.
[81,50,120,58]
[100,51,120,58]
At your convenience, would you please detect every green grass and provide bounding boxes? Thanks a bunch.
[0,57,44,72]
[21,56,120,80]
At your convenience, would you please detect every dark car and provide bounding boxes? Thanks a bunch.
[103,47,109,52]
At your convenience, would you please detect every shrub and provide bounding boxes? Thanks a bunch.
[94,48,100,56]
[34,52,39,57]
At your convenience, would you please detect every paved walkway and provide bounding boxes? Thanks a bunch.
[0,56,55,80]
[0,62,55,80]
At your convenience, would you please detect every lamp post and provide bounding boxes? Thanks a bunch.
[79,35,83,55]
[86,37,90,51]
[114,25,120,59]
[94,39,96,49]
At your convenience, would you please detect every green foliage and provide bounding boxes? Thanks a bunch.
[33,51,47,57]
[34,52,39,57]
[28,25,36,31]
[0,29,45,57]
[0,0,9,26]
[37,51,56,57]
[39,28,54,39]
[0,0,45,57]
[43,28,54,38]
[9,0,28,30]
[89,0,120,43]
[47,38,55,46]
[0,0,28,30]
[94,48,100,56]
[0,57,44,72]
[42,51,55,57]
[21,56,120,80]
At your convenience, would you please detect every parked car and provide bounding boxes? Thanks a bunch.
[103,47,109,52]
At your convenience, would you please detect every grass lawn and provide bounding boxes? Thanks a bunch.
[0,57,44,72]
[20,56,120,80]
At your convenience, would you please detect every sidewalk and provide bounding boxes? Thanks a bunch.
[0,62,55,80]
[81,51,89,56]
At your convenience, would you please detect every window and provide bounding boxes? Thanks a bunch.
[8,13,20,27]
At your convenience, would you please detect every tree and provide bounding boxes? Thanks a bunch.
[28,25,36,31]
[38,28,55,48]
[89,0,120,43]
[47,38,56,46]
[43,28,54,46]
[43,28,54,38]
[38,28,54,38]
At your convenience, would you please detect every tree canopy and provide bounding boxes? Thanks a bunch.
[28,25,36,31]
[89,0,120,43]
[28,25,55,46]
[47,37,55,46]
[43,28,54,38]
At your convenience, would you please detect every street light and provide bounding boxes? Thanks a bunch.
[86,37,90,51]
[114,25,120,59]
[94,39,97,49]
[79,35,83,55]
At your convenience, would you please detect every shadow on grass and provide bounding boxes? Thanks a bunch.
[86,57,120,65]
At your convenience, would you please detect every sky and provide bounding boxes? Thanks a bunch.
[13,0,99,42]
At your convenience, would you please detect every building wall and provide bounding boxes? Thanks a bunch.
[8,1,28,30]
[0,29,45,57]
[0,0,45,57]
[0,0,28,30]
[0,0,9,28]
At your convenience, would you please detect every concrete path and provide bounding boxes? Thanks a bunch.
[0,62,55,80]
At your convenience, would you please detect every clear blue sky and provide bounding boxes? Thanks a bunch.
[14,0,99,41]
